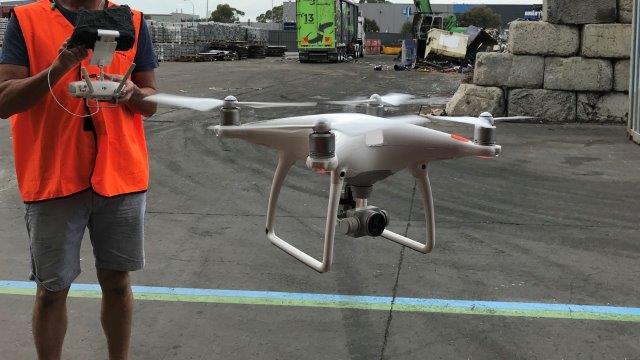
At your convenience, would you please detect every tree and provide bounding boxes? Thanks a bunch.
[257,5,283,23]
[364,18,379,32]
[211,4,245,23]
[457,6,502,29]
[400,22,414,36]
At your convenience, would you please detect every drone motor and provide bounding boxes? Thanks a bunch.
[220,96,241,126]
[306,120,338,172]
[474,113,497,146]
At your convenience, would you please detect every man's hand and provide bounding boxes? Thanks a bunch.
[52,40,88,74]
[106,74,137,104]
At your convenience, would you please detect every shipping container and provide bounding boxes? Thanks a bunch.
[297,0,365,62]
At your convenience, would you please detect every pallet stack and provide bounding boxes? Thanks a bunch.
[148,21,268,62]
[0,18,8,48]
[447,0,632,123]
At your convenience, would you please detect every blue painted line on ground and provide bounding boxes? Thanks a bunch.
[2,280,639,320]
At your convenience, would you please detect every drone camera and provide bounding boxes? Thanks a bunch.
[339,206,390,238]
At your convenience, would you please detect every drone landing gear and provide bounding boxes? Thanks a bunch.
[266,154,345,273]
[265,158,435,273]
[338,164,435,254]
[380,164,435,254]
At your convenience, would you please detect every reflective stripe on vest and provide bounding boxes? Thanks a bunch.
[11,0,149,202]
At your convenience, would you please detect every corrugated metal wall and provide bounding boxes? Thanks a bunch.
[630,0,640,144]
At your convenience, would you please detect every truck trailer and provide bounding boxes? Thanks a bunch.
[297,0,364,63]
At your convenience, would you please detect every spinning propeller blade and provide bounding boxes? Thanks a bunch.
[145,94,225,112]
[237,101,318,109]
[426,115,494,128]
[145,93,318,111]
[427,113,540,128]
[493,116,539,122]
[327,93,418,107]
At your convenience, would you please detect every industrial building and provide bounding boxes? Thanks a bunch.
[360,1,542,33]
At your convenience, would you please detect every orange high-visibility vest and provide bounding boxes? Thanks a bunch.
[11,0,149,202]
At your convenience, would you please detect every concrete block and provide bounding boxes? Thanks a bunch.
[577,92,629,123]
[582,24,632,58]
[545,57,613,92]
[618,0,633,23]
[614,60,630,92]
[474,53,544,89]
[446,84,505,117]
[508,89,576,122]
[543,0,617,24]
[508,21,580,56]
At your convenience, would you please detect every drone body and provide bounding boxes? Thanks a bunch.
[145,93,526,273]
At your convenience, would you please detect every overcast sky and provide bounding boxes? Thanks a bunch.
[121,0,541,21]
[123,1,409,21]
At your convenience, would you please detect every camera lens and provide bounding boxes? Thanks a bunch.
[366,212,387,237]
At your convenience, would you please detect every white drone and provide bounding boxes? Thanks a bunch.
[145,93,533,273]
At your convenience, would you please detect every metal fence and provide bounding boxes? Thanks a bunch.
[630,0,640,145]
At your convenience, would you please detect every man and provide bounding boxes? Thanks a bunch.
[0,0,158,359]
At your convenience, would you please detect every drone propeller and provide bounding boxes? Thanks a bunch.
[328,93,419,107]
[427,112,538,128]
[145,93,318,111]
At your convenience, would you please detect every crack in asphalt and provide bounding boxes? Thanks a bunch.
[379,181,418,360]
[145,210,639,230]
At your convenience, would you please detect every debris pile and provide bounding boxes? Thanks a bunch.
[413,26,497,72]
[448,0,632,123]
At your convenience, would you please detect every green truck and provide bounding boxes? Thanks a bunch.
[297,0,364,63]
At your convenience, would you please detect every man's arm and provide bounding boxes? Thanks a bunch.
[113,70,157,118]
[0,45,87,119]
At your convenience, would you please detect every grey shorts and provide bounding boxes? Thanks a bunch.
[25,190,146,292]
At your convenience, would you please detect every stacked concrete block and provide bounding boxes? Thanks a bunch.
[509,89,577,122]
[445,84,505,117]
[448,0,632,123]
[577,93,629,122]
[543,0,617,24]
[544,57,613,91]
[581,24,632,58]
[618,0,633,23]
[509,22,579,56]
[614,60,630,92]
[474,53,544,88]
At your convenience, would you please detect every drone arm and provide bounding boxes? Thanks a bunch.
[266,153,344,273]
[381,163,435,253]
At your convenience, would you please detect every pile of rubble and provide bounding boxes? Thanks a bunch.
[447,0,632,123]
[148,21,269,62]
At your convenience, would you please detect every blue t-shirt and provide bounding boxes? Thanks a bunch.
[0,4,158,72]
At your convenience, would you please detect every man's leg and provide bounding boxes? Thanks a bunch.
[32,286,70,360]
[97,269,133,360]
[25,192,91,360]
[89,191,146,360]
